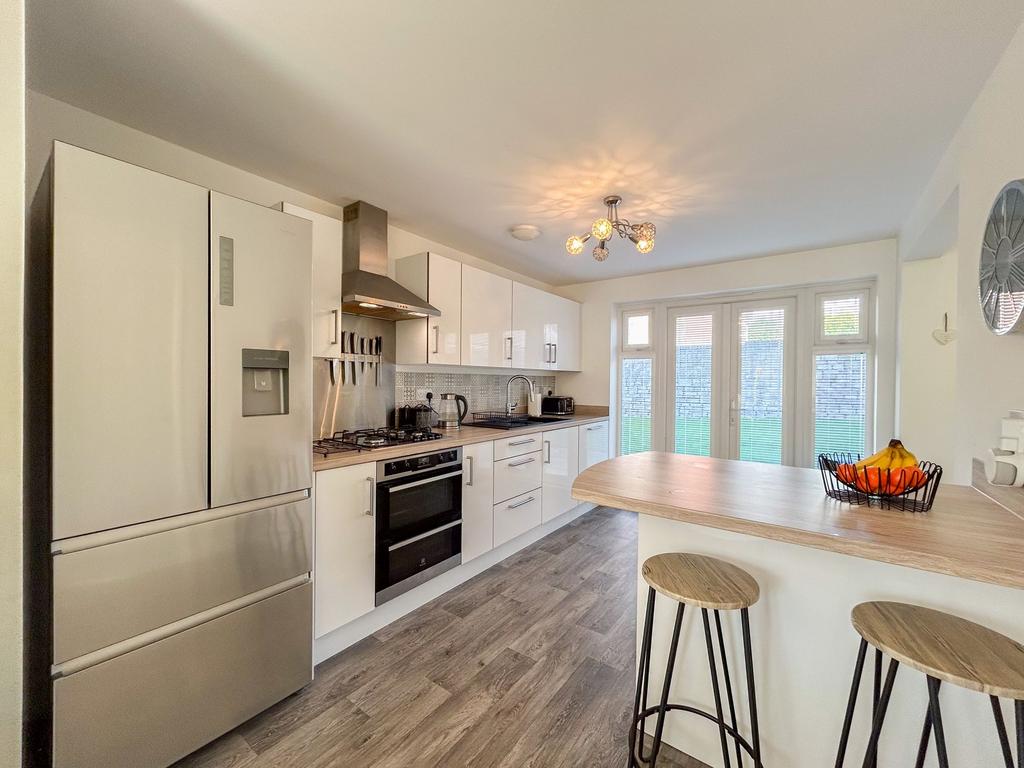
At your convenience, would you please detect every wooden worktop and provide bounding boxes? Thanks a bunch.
[313,409,609,471]
[572,452,1024,591]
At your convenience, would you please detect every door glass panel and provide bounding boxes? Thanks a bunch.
[672,314,713,456]
[620,358,652,455]
[737,308,785,464]
[814,352,867,457]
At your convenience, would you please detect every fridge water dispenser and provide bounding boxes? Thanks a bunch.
[242,348,290,416]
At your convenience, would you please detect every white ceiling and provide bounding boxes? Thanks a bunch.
[27,1,1023,284]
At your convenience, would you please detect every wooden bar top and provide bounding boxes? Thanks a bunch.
[572,452,1024,591]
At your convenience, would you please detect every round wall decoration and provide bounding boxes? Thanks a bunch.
[980,180,1024,335]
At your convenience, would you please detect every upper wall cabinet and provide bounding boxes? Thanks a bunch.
[280,203,343,358]
[395,252,462,365]
[511,282,581,371]
[462,264,514,368]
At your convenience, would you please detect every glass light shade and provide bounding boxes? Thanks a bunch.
[635,236,655,254]
[592,245,609,262]
[635,222,656,241]
[591,217,614,241]
[566,234,585,255]
[357,302,381,309]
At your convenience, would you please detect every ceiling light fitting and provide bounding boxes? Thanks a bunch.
[509,224,542,241]
[565,195,656,261]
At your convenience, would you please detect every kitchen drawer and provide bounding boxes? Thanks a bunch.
[53,497,312,664]
[493,432,544,460]
[493,451,542,503]
[493,490,543,547]
[53,581,312,768]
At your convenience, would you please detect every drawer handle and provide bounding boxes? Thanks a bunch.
[507,457,535,468]
[586,425,603,431]
[508,438,535,446]
[507,496,535,510]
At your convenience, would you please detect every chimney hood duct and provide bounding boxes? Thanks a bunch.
[340,200,440,320]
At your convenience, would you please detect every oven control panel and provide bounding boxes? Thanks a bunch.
[380,449,461,480]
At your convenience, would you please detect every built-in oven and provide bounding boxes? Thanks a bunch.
[375,447,462,605]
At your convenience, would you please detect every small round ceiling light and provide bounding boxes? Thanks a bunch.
[509,224,542,241]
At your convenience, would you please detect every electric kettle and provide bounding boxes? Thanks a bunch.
[437,393,469,430]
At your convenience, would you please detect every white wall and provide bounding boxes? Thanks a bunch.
[1,2,24,765]
[555,239,900,458]
[897,250,958,471]
[26,90,551,292]
[900,23,1024,483]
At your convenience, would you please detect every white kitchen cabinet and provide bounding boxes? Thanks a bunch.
[461,441,494,563]
[395,252,462,365]
[578,420,610,472]
[548,293,582,371]
[313,463,376,638]
[511,281,550,370]
[493,432,544,460]
[461,264,512,367]
[494,452,543,504]
[542,426,579,522]
[280,203,343,358]
[493,491,543,547]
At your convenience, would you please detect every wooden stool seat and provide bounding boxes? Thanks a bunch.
[852,601,1024,699]
[641,553,760,611]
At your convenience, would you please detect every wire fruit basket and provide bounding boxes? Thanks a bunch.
[818,452,943,513]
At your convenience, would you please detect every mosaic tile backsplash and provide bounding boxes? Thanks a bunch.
[396,371,557,416]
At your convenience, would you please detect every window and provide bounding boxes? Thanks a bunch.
[814,352,868,457]
[620,358,653,455]
[736,306,788,464]
[817,290,868,344]
[622,309,652,351]
[671,312,715,456]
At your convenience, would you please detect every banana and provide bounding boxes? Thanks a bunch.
[854,439,917,470]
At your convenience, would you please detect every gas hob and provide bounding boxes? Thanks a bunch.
[313,427,443,456]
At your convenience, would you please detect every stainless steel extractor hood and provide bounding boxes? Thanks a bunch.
[341,201,440,320]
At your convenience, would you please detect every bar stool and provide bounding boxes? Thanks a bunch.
[630,553,764,767]
[834,601,1024,768]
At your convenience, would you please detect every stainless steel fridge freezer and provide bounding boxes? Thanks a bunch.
[48,142,314,768]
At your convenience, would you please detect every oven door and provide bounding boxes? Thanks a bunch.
[375,521,462,605]
[376,466,462,546]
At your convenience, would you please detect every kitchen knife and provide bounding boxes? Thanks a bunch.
[360,337,366,374]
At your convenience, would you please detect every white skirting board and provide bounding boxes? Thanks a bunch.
[313,502,595,665]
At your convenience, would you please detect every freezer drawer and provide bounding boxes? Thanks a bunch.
[53,496,312,665]
[53,581,312,768]
[493,451,543,503]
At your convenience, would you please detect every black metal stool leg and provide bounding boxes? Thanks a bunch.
[649,602,685,766]
[1015,700,1024,768]
[859,658,899,768]
[835,638,868,768]
[866,649,882,768]
[630,586,656,766]
[702,609,732,768]
[913,708,932,768]
[992,696,1014,768]
[740,608,762,768]
[715,610,745,768]
[927,676,950,768]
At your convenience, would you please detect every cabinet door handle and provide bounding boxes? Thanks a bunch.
[465,455,474,487]
[544,440,551,463]
[330,309,339,345]
[507,457,535,468]
[505,336,513,360]
[508,438,535,446]
[364,477,374,516]
[508,496,535,510]
[586,424,604,431]
[432,325,440,355]
[552,343,557,365]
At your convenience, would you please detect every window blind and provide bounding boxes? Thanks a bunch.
[737,308,785,464]
[814,352,867,458]
[822,295,862,337]
[620,357,652,455]
[673,314,713,456]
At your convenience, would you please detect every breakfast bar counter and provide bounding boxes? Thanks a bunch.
[572,453,1024,767]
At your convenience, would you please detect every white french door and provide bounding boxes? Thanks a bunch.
[665,298,796,465]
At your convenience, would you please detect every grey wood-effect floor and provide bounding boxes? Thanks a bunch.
[174,507,705,768]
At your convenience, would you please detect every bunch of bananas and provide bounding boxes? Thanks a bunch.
[836,439,928,495]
